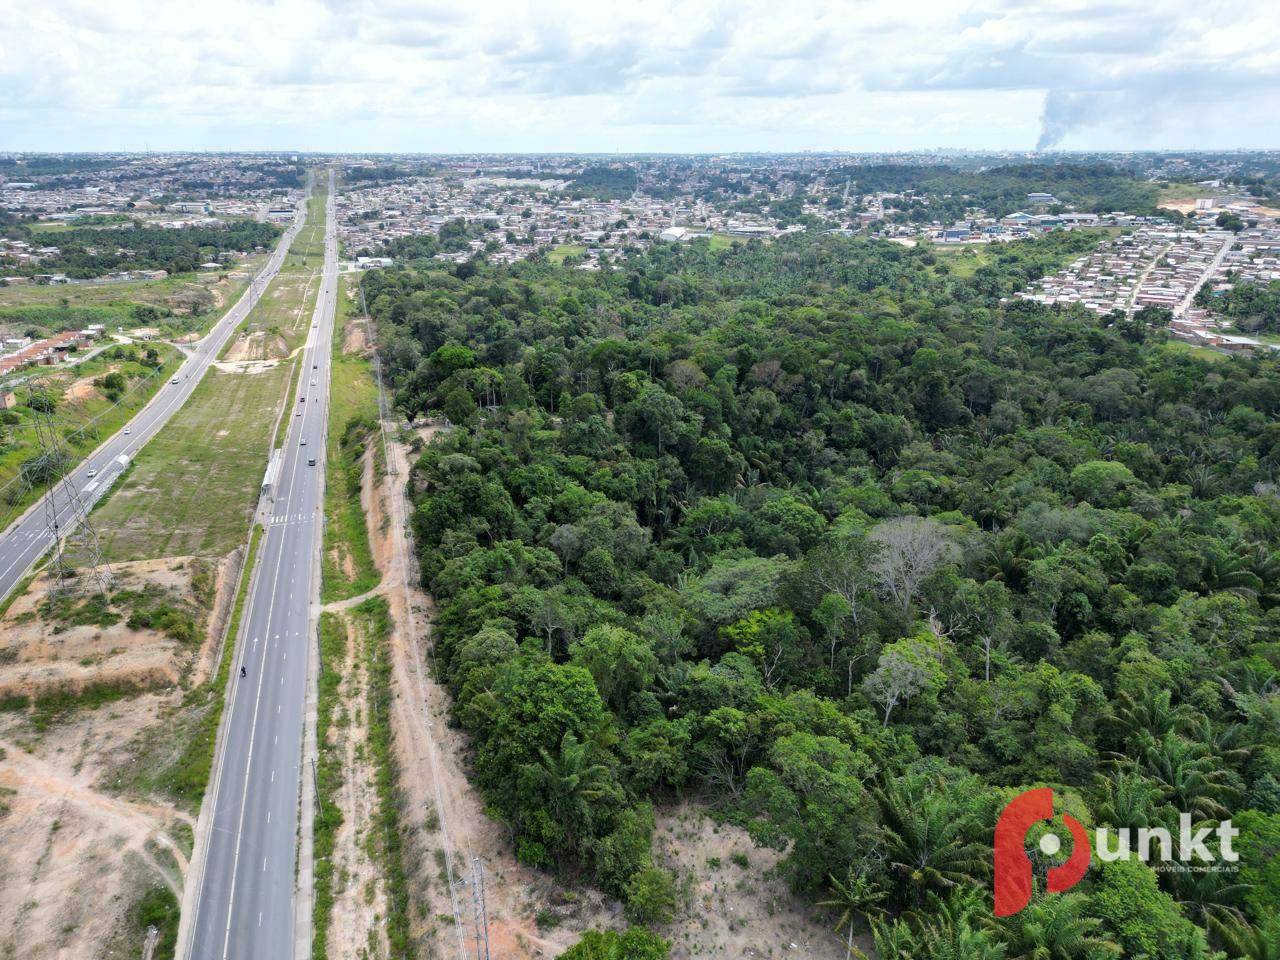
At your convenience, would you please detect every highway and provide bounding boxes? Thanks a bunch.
[182,168,338,960]
[0,183,312,604]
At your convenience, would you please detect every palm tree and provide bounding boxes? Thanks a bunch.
[1170,865,1251,927]
[1208,914,1280,960]
[1103,688,1197,754]
[1246,546,1280,606]
[991,893,1121,960]
[875,781,986,904]
[1201,547,1264,597]
[1139,730,1238,821]
[1092,770,1162,831]
[870,891,1006,960]
[818,867,886,960]
[524,730,618,852]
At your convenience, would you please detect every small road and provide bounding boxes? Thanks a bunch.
[0,189,310,605]
[181,168,338,960]
[1124,240,1173,318]
[1174,232,1236,318]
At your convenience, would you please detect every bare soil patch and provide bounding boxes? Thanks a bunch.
[211,357,284,375]
[0,695,194,960]
[0,551,236,959]
[654,804,857,960]
[63,365,118,403]
[223,330,288,363]
[0,555,230,702]
[343,319,369,355]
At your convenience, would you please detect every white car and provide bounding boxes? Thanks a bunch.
[300,438,307,446]
[123,428,131,435]
[87,469,97,478]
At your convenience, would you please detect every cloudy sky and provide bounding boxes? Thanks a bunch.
[1,0,1278,153]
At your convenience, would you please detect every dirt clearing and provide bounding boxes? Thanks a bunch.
[0,549,238,960]
[0,692,194,960]
[0,555,229,702]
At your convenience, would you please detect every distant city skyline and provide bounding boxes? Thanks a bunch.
[2,0,1278,154]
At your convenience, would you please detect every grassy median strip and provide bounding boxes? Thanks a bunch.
[92,363,291,561]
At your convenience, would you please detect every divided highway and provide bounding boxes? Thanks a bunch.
[0,185,311,604]
[182,169,338,960]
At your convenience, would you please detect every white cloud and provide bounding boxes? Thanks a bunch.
[0,0,1276,151]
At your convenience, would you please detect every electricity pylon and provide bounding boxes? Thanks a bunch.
[24,382,113,596]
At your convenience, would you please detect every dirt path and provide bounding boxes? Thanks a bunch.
[0,703,193,960]
[321,584,383,612]
[0,738,190,891]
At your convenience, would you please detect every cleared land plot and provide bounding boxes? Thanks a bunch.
[91,363,291,561]
[0,258,267,339]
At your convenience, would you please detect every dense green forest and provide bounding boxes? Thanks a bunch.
[1200,280,1280,334]
[831,163,1165,221]
[364,231,1280,958]
[1,219,280,278]
[567,164,639,200]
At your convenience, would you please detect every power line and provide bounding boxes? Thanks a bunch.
[24,380,113,596]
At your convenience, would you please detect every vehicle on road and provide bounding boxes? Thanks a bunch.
[170,376,180,384]
[307,457,316,466]
[300,438,307,446]
[87,469,97,478]
[123,428,131,435]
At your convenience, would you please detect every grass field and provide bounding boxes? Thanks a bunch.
[321,273,380,602]
[707,233,743,251]
[548,243,586,263]
[92,362,292,561]
[931,244,999,278]
[1156,181,1213,202]
[1160,339,1230,361]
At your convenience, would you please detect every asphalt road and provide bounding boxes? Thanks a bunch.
[0,188,311,604]
[184,169,338,960]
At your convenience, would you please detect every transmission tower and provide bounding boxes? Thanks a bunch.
[469,858,491,960]
[25,383,113,596]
